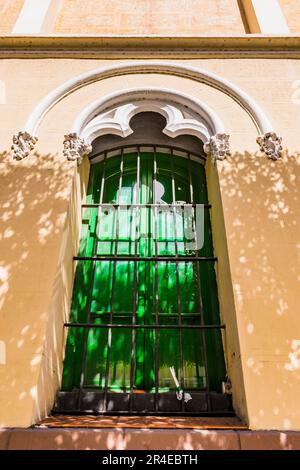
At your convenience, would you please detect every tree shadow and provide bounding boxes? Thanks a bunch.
[0,147,299,431]
[0,150,78,426]
[217,149,300,429]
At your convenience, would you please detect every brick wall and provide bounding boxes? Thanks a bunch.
[54,0,245,35]
[280,0,300,33]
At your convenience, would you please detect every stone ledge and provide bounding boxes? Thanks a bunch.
[1,428,300,450]
[38,415,246,430]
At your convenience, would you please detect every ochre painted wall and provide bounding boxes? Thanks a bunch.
[0,58,300,429]
[0,152,89,427]
[280,0,300,33]
[216,151,300,430]
[53,0,245,35]
[0,0,24,34]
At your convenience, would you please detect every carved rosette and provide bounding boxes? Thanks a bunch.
[63,133,92,165]
[11,131,38,160]
[256,132,283,161]
[203,133,231,163]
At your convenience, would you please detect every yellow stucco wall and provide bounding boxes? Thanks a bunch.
[0,58,300,429]
[0,0,24,34]
[280,0,300,33]
[217,151,300,430]
[0,151,89,427]
[53,0,245,35]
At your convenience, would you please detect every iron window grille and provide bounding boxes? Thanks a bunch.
[54,145,232,416]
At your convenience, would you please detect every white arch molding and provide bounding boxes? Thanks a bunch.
[11,61,283,162]
[62,87,231,164]
[72,88,225,138]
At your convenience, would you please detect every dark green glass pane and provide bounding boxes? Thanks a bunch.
[90,261,113,314]
[113,261,134,314]
[108,327,132,392]
[61,326,85,390]
[200,261,220,325]
[91,261,135,316]
[157,262,178,316]
[204,329,226,393]
[70,260,93,323]
[158,329,180,392]
[134,328,155,391]
[61,150,226,397]
[84,327,108,387]
[191,160,208,203]
[86,163,102,204]
[178,261,199,315]
[78,207,98,257]
[117,207,136,256]
[96,207,116,255]
[136,261,154,325]
[182,328,206,390]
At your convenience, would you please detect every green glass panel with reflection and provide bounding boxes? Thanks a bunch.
[61,151,226,394]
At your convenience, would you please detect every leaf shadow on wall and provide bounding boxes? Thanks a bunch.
[216,149,300,431]
[0,150,78,426]
[0,148,300,445]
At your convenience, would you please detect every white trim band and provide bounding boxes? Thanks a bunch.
[72,87,225,143]
[23,61,275,136]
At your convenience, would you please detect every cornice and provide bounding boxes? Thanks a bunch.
[0,34,300,58]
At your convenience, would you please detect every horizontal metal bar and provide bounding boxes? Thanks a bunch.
[82,203,212,208]
[96,239,198,243]
[72,385,204,391]
[89,312,214,317]
[74,256,217,262]
[52,410,235,417]
[90,313,133,318]
[90,143,206,162]
[64,323,225,329]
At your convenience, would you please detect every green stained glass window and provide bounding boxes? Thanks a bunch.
[60,147,228,414]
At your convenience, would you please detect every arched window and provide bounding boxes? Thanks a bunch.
[56,116,231,415]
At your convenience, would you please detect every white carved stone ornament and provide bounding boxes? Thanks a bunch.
[11,131,38,160]
[203,133,231,163]
[63,132,92,165]
[256,132,283,161]
[80,100,212,144]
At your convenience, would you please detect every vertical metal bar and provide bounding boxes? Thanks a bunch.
[170,148,185,412]
[129,146,140,411]
[103,148,124,411]
[153,146,160,411]
[78,152,108,410]
[187,152,194,206]
[187,151,211,412]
